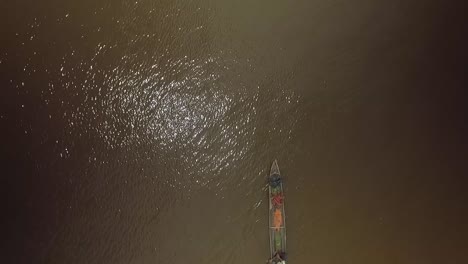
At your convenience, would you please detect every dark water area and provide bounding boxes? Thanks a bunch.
[1,0,467,263]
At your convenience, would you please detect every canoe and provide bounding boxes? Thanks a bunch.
[268,160,287,263]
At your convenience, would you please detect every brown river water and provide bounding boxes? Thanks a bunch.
[1,0,467,263]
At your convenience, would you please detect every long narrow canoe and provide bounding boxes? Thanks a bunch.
[268,160,287,263]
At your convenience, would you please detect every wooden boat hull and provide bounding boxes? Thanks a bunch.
[268,160,286,262]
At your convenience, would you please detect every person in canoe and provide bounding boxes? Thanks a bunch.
[273,208,283,231]
[267,250,286,264]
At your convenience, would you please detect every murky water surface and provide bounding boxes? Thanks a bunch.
[1,0,467,263]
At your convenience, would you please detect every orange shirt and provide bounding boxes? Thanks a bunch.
[273,208,283,230]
